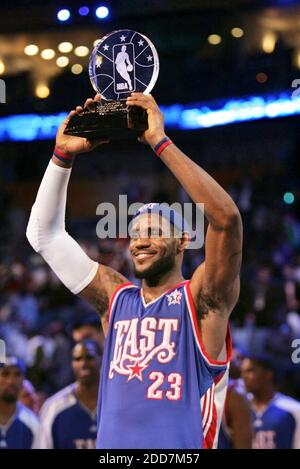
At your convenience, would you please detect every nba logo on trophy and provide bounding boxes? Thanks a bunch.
[113,42,135,93]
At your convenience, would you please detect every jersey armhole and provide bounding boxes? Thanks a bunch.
[184,281,232,366]
[107,282,135,323]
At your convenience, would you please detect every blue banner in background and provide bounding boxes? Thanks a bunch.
[0,92,300,142]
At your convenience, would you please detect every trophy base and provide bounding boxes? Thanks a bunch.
[64,101,148,140]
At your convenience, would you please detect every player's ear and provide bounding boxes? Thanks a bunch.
[176,232,190,253]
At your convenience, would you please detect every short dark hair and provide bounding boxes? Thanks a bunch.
[246,354,274,371]
[245,354,277,382]
[72,339,102,357]
[69,315,101,334]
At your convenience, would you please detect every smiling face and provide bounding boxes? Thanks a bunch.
[129,213,187,283]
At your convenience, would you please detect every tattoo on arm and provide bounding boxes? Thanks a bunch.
[80,266,128,317]
[197,291,221,319]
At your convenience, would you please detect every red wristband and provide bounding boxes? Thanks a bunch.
[154,137,173,157]
[53,147,76,162]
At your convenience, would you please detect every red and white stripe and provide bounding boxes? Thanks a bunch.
[183,281,231,448]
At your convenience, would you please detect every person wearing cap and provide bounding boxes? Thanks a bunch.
[0,357,39,449]
[37,340,101,449]
[26,93,242,448]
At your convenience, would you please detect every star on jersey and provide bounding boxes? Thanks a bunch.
[127,360,147,382]
[103,44,109,51]
[138,39,144,46]
[147,55,153,62]
[166,289,182,306]
[120,35,126,42]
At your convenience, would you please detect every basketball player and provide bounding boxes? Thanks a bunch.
[0,357,39,449]
[241,355,300,449]
[38,340,101,449]
[26,92,243,448]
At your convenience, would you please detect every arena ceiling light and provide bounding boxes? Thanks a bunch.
[58,42,73,53]
[56,56,69,68]
[78,6,90,16]
[41,49,55,60]
[74,46,89,57]
[24,44,39,56]
[95,6,109,19]
[208,34,222,45]
[71,64,83,75]
[57,9,71,22]
[231,28,244,38]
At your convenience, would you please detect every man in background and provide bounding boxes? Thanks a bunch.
[0,357,39,449]
[71,315,104,351]
[38,340,101,449]
[241,355,300,449]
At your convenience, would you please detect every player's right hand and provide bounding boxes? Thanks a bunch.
[55,94,109,156]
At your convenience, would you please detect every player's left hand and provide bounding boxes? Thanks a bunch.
[126,93,166,147]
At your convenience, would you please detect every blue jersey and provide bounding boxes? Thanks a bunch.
[0,402,39,449]
[251,393,300,449]
[97,281,231,449]
[38,383,97,449]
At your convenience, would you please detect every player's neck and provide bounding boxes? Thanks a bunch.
[76,382,98,412]
[142,270,185,303]
[252,388,276,410]
[0,399,17,425]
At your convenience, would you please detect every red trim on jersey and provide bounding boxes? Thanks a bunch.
[204,401,218,449]
[202,387,213,432]
[107,282,134,323]
[185,281,232,365]
[214,371,226,385]
[165,279,189,294]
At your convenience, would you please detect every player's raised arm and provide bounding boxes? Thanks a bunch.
[126,92,243,359]
[26,94,128,334]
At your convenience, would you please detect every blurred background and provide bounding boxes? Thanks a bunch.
[0,0,300,402]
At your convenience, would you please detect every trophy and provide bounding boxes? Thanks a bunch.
[64,29,159,140]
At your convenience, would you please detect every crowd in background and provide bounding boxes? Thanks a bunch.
[0,161,300,400]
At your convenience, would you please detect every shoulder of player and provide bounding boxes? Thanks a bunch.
[228,385,250,414]
[17,402,39,433]
[79,264,129,316]
[274,393,300,415]
[40,383,77,420]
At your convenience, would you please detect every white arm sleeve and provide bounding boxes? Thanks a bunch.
[26,160,98,294]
